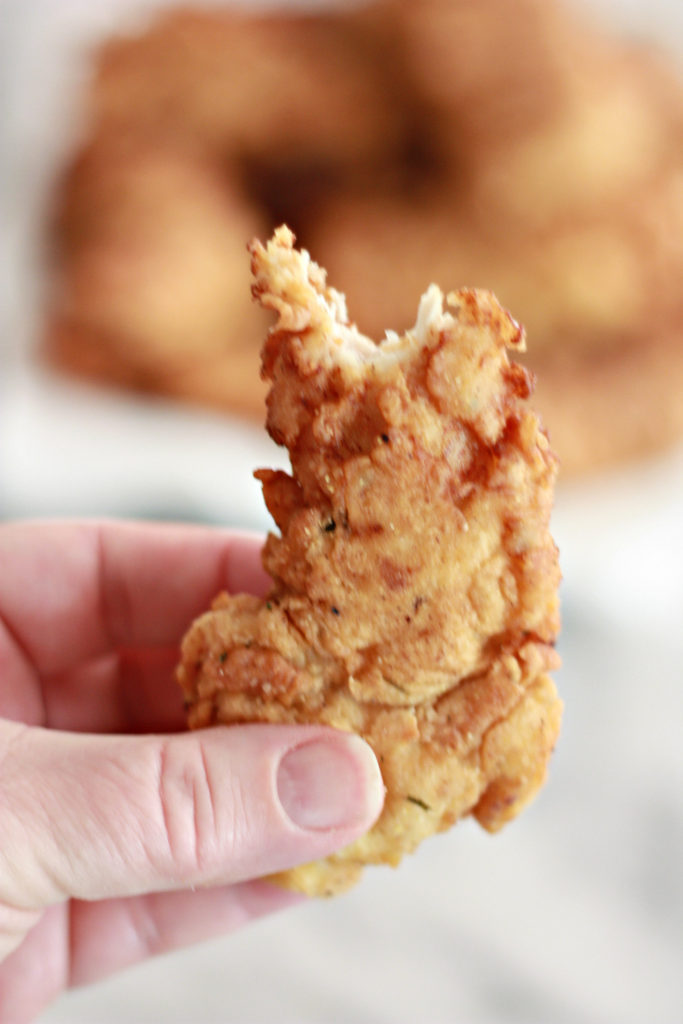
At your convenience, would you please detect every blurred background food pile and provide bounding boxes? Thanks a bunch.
[2,1,683,1022]
[43,0,683,474]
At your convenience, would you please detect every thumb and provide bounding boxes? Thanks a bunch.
[0,719,383,912]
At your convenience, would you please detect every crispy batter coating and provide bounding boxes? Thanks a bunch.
[177,228,562,896]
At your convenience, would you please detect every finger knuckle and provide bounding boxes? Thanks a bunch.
[155,738,239,880]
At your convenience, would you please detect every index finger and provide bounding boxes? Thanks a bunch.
[0,520,269,675]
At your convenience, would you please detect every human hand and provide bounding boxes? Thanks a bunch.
[0,521,384,1022]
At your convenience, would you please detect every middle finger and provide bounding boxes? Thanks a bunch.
[42,649,187,734]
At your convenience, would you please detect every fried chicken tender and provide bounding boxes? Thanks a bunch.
[91,7,404,171]
[177,227,562,896]
[46,130,268,416]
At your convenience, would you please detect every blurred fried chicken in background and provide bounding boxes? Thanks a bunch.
[45,0,683,474]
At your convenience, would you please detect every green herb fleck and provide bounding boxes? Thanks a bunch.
[323,518,336,533]
[219,651,228,663]
[406,795,431,811]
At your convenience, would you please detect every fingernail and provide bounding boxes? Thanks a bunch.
[277,734,384,831]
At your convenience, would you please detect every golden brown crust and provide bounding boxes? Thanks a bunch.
[177,228,562,896]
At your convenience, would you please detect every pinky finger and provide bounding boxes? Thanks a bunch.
[69,880,304,988]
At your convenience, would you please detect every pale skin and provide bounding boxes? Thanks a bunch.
[0,521,384,1022]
